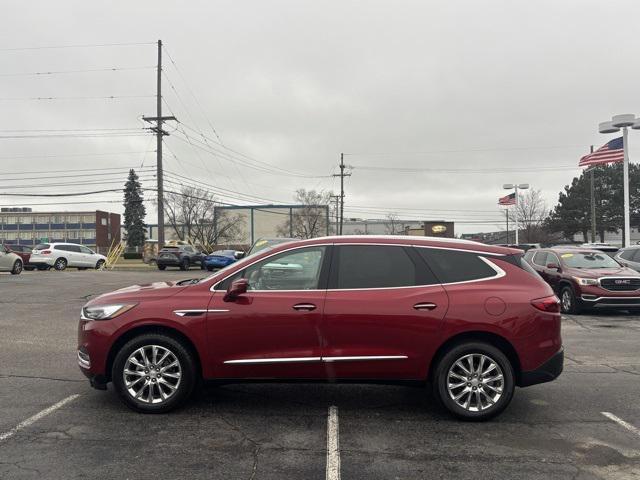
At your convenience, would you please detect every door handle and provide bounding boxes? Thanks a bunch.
[293,303,317,311]
[413,302,437,311]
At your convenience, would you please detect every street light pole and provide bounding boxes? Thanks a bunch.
[599,114,638,248]
[503,183,529,245]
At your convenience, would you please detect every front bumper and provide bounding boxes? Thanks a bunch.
[580,294,640,308]
[519,347,563,387]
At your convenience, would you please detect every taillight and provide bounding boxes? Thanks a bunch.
[531,295,561,313]
[41,250,51,255]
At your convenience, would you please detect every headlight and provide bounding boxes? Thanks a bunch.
[81,304,136,320]
[572,277,598,286]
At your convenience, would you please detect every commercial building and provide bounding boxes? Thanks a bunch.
[0,208,120,251]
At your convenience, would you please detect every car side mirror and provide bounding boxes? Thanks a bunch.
[546,262,560,270]
[224,278,249,302]
[234,251,245,260]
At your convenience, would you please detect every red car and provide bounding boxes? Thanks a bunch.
[7,244,36,271]
[78,236,563,420]
[524,247,640,314]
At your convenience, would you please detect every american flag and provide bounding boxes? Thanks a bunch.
[579,137,624,167]
[498,192,516,206]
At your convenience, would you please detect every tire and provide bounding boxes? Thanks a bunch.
[206,266,214,272]
[96,260,105,270]
[560,285,581,314]
[200,262,206,270]
[433,342,515,421]
[179,259,190,271]
[111,333,197,413]
[11,260,23,275]
[53,258,67,271]
[158,265,166,271]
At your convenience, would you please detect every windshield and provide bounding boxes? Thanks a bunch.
[560,251,620,269]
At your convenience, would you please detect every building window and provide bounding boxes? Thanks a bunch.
[5,232,17,240]
[5,216,16,224]
[83,214,94,223]
[67,215,79,224]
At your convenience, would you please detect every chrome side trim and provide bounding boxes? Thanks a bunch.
[224,357,322,364]
[223,355,409,364]
[173,309,207,317]
[322,355,408,362]
[208,309,230,313]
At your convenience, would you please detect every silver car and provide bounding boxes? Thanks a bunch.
[615,245,640,272]
[0,244,23,275]
[29,242,107,271]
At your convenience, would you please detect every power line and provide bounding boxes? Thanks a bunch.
[0,42,155,52]
[0,132,151,139]
[0,65,155,77]
[0,151,153,160]
[343,145,587,156]
[0,169,154,182]
[350,165,580,174]
[0,95,154,101]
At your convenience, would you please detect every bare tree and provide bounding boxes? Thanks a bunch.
[277,189,331,239]
[384,213,403,235]
[163,186,241,248]
[507,189,549,243]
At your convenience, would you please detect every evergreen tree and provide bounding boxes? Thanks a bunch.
[123,169,147,248]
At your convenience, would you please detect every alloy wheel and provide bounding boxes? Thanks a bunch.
[561,290,572,312]
[447,353,504,412]
[12,261,23,274]
[123,345,182,404]
[55,258,67,271]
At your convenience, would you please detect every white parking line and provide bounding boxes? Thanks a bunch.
[601,412,640,438]
[326,405,341,480]
[0,394,80,442]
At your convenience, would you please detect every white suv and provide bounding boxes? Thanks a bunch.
[30,243,107,271]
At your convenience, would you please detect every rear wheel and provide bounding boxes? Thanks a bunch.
[179,258,190,271]
[111,333,197,413]
[433,342,515,421]
[560,285,581,314]
[11,260,23,275]
[54,258,67,271]
[158,264,166,271]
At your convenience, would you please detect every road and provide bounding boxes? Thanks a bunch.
[1,270,639,479]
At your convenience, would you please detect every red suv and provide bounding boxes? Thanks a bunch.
[78,236,563,420]
[524,247,640,314]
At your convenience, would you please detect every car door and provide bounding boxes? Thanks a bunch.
[0,245,12,271]
[79,246,96,267]
[543,252,562,291]
[206,245,330,379]
[531,251,549,279]
[321,244,448,380]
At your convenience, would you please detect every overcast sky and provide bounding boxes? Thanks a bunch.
[2,0,640,235]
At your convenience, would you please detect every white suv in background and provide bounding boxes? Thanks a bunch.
[30,243,107,271]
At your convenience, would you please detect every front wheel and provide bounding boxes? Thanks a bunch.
[158,265,166,271]
[111,334,197,413]
[433,342,515,421]
[96,260,105,270]
[179,259,190,271]
[560,286,581,314]
[54,258,67,271]
[11,260,23,275]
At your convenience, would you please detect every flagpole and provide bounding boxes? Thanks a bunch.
[506,209,509,244]
[623,126,630,247]
[515,185,519,244]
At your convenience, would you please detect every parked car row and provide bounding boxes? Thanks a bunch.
[0,242,106,274]
[524,247,640,314]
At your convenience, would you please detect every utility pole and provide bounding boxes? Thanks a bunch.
[143,40,176,249]
[505,209,509,244]
[332,153,351,235]
[329,195,340,235]
[589,145,596,243]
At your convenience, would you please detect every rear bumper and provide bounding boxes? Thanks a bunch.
[28,257,55,266]
[519,347,563,387]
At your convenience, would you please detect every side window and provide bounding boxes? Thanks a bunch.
[334,245,431,289]
[619,249,634,261]
[54,245,69,252]
[546,253,560,266]
[80,246,93,254]
[631,250,640,261]
[240,247,326,291]
[532,251,548,267]
[417,248,498,284]
[524,250,536,262]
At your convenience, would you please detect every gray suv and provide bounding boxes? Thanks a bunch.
[615,246,640,272]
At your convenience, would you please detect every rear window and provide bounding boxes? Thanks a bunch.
[417,248,498,284]
[334,245,432,289]
[34,244,49,250]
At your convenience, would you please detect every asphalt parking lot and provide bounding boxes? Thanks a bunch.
[1,270,639,480]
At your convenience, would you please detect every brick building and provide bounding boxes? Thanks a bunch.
[0,208,120,251]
